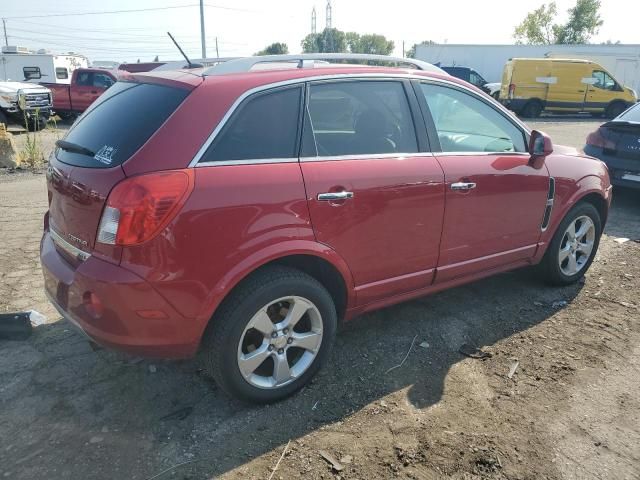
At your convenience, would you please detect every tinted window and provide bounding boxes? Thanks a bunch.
[618,103,640,122]
[93,73,114,88]
[202,87,301,162]
[419,83,526,153]
[23,66,41,80]
[304,81,418,157]
[76,72,93,86]
[55,67,68,79]
[469,71,485,87]
[56,82,189,168]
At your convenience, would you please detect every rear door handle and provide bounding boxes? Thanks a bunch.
[317,191,354,201]
[451,182,476,191]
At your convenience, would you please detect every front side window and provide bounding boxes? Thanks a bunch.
[93,73,114,88]
[469,71,485,87]
[592,70,617,91]
[55,67,69,79]
[304,81,418,157]
[419,83,526,153]
[202,86,302,162]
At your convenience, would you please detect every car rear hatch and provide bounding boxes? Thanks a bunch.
[46,79,192,264]
[601,120,640,162]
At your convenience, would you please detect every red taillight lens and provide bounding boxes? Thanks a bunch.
[586,129,614,150]
[97,169,194,246]
[508,83,516,99]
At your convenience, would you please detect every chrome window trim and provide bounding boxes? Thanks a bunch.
[189,73,532,168]
[49,228,91,262]
[300,152,435,162]
[196,158,297,167]
[437,151,531,157]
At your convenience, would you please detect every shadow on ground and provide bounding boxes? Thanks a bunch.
[0,268,583,480]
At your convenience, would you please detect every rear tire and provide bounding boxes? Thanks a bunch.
[201,266,337,403]
[0,110,8,127]
[521,100,543,118]
[538,202,602,286]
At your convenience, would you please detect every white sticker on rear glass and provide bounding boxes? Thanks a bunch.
[94,145,117,165]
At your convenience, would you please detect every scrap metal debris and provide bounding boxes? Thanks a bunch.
[319,450,344,472]
[507,360,520,379]
[0,312,33,340]
[459,343,492,359]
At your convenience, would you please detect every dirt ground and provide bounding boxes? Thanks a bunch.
[1,119,639,480]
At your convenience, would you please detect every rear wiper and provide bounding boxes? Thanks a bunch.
[55,140,95,157]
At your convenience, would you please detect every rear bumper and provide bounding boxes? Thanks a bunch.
[40,231,200,358]
[583,145,640,189]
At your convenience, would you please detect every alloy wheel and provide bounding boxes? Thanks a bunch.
[558,215,596,276]
[236,296,323,389]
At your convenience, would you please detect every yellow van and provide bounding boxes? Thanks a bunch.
[499,58,638,118]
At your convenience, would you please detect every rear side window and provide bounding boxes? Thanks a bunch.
[56,82,189,168]
[303,81,418,157]
[76,72,93,86]
[202,86,302,162]
[619,103,640,122]
[93,73,114,88]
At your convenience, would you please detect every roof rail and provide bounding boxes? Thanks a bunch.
[201,53,446,76]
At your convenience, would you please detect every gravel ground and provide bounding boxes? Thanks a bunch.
[0,120,639,480]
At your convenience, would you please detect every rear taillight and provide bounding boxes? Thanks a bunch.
[586,129,615,150]
[97,169,194,246]
[508,83,516,99]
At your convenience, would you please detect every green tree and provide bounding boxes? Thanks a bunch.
[555,0,603,44]
[514,0,603,45]
[514,2,558,44]
[255,42,289,56]
[406,40,437,59]
[301,28,347,53]
[349,34,394,55]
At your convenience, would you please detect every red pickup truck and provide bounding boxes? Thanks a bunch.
[44,68,118,120]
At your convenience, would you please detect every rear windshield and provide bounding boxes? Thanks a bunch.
[618,103,640,122]
[56,82,189,168]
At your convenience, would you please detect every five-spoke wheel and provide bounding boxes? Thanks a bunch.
[201,266,337,403]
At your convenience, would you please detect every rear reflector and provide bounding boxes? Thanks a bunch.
[97,169,195,246]
[508,83,516,99]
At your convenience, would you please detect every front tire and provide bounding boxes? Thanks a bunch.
[521,100,543,118]
[538,202,602,285]
[201,266,337,403]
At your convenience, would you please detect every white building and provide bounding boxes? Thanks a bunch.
[415,44,640,93]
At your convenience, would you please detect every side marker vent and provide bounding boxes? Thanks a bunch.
[541,177,555,231]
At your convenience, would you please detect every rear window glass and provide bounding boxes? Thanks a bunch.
[56,82,189,168]
[619,103,640,122]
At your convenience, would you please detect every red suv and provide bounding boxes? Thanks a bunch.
[41,54,611,403]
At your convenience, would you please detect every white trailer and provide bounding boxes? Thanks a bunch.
[0,46,89,85]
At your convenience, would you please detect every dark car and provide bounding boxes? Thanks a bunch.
[585,102,640,189]
[440,66,488,88]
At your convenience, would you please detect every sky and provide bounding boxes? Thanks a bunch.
[1,0,638,63]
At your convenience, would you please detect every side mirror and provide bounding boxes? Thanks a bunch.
[529,130,553,162]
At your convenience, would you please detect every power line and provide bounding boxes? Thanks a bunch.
[4,3,259,20]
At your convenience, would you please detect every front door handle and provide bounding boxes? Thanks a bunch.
[451,182,476,191]
[317,191,354,201]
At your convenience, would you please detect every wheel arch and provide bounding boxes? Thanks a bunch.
[195,241,356,341]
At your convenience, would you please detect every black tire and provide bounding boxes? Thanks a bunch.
[0,110,8,127]
[605,102,626,119]
[492,91,500,100]
[521,100,543,118]
[201,266,337,403]
[538,202,602,286]
[25,115,47,132]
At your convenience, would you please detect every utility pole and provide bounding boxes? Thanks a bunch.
[402,40,405,58]
[2,19,8,47]
[311,7,317,34]
[215,37,219,58]
[199,0,206,59]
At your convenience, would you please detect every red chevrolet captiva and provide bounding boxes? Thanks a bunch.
[41,54,611,403]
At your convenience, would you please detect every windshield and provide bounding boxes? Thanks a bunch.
[56,82,189,168]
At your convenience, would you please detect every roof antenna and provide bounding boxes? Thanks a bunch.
[167,31,203,69]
